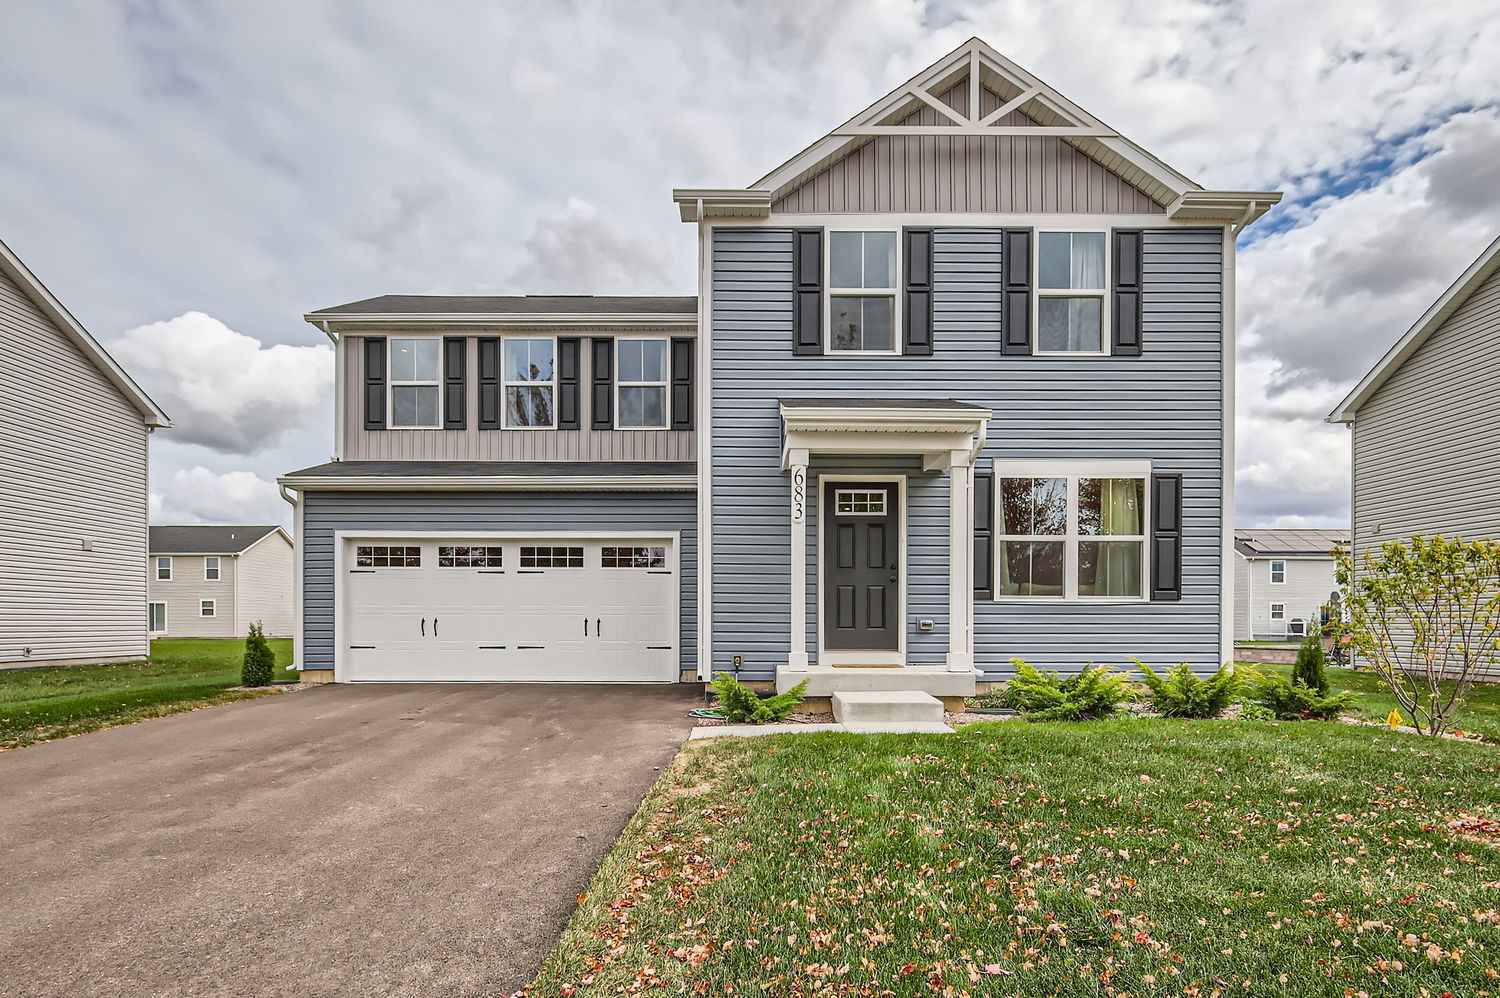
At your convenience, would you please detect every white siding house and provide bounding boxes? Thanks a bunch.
[0,237,170,667]
[148,526,295,639]
[1232,529,1346,642]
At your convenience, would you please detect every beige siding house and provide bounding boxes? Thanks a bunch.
[0,237,169,667]
[1232,529,1346,642]
[148,526,294,638]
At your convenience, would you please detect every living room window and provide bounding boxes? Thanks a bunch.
[1036,231,1107,354]
[828,231,897,352]
[389,338,442,428]
[995,467,1148,600]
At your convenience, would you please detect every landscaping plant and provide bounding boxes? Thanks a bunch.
[1133,660,1240,718]
[1249,667,1356,720]
[1000,658,1133,721]
[1336,534,1500,736]
[1291,627,1329,694]
[710,672,808,724]
[241,622,276,688]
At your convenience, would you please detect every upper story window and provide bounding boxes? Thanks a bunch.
[390,338,442,428]
[1036,232,1107,354]
[617,339,669,429]
[1269,560,1286,584]
[204,556,220,581]
[828,231,897,352]
[995,471,1147,601]
[504,338,555,428]
[155,556,172,581]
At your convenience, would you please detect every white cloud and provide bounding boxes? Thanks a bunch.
[150,467,288,528]
[509,197,675,293]
[109,312,334,456]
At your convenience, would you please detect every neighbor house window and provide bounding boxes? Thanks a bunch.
[389,338,442,428]
[616,339,668,428]
[204,556,220,581]
[200,599,216,618]
[601,546,666,569]
[1270,603,1285,621]
[520,546,583,568]
[355,545,421,568]
[148,602,167,632]
[1036,231,1107,353]
[995,471,1147,600]
[503,338,555,428]
[1269,559,1286,584]
[828,231,897,352]
[156,557,172,580]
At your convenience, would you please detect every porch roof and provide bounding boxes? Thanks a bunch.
[778,398,992,471]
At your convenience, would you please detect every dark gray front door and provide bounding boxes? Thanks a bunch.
[823,482,899,651]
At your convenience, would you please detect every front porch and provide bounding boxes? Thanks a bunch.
[774,398,992,698]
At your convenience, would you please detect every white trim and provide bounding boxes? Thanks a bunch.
[1221,225,1236,666]
[331,529,680,683]
[825,228,901,355]
[613,334,671,430]
[1032,228,1110,357]
[199,598,217,618]
[308,313,697,331]
[155,556,172,581]
[333,333,345,460]
[500,335,559,430]
[815,474,907,665]
[715,211,1184,229]
[286,486,304,671]
[276,475,695,492]
[386,335,444,430]
[148,601,168,635]
[696,223,713,681]
[203,556,221,581]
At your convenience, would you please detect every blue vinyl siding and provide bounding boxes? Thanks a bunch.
[709,225,1223,681]
[300,490,697,673]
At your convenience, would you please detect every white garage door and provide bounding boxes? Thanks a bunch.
[341,537,678,682]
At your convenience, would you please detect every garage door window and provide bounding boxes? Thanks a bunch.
[356,545,422,567]
[520,545,583,568]
[602,545,666,569]
[439,546,503,568]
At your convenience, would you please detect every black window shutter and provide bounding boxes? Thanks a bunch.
[556,337,581,430]
[1150,473,1183,601]
[902,227,934,355]
[792,228,823,356]
[973,468,994,598]
[670,337,694,430]
[590,337,614,429]
[1001,227,1032,356]
[442,337,466,430]
[477,337,501,429]
[1112,229,1144,356]
[363,337,386,430]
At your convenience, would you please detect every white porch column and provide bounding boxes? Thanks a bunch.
[946,450,974,672]
[787,454,810,671]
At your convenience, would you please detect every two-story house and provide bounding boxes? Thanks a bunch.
[1232,528,1346,642]
[280,39,1280,697]
[148,525,295,639]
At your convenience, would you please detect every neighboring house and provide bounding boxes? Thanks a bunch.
[1232,528,1347,642]
[148,526,295,639]
[280,38,1281,693]
[0,237,170,667]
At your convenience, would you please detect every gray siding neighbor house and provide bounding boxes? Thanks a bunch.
[1232,529,1346,642]
[0,237,170,667]
[148,526,295,639]
[281,38,1280,694]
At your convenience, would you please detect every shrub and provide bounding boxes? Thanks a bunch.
[1249,669,1356,720]
[1000,659,1134,722]
[711,672,809,724]
[1237,702,1276,722]
[1292,629,1329,695]
[241,621,276,687]
[1134,660,1240,718]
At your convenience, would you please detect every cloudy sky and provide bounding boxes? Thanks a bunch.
[2,0,1495,531]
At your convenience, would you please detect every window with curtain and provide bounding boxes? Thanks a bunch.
[828,231,897,352]
[1036,231,1106,353]
[995,472,1146,600]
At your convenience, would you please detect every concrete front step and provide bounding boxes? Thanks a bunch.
[832,691,944,725]
[777,665,978,697]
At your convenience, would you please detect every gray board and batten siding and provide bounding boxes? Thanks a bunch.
[708,225,1224,681]
[299,491,697,673]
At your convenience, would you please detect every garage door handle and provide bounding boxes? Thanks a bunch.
[420,617,425,636]
[597,618,602,636]
[433,617,438,636]
[583,618,588,636]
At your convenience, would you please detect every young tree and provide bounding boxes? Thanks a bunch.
[1292,626,1329,695]
[1336,535,1500,736]
[242,621,276,687]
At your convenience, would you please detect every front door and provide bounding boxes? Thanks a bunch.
[823,482,900,651]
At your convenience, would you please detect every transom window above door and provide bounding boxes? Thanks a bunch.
[389,338,442,428]
[829,231,897,352]
[1036,232,1107,354]
[995,472,1146,600]
[504,338,556,428]
[617,339,668,429]
[834,489,888,515]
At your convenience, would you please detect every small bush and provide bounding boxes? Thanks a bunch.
[1237,702,1276,722]
[711,672,809,724]
[1249,669,1356,720]
[241,621,276,687]
[1292,630,1329,695]
[1134,660,1240,718]
[1001,659,1134,722]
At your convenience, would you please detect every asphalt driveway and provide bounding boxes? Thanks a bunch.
[0,683,700,998]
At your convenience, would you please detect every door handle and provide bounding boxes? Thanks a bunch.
[420,618,425,636]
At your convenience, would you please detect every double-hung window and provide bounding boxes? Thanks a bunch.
[200,599,216,618]
[204,556,220,581]
[389,338,442,428]
[1036,231,1107,353]
[156,557,172,581]
[503,338,555,428]
[995,469,1147,600]
[617,339,668,429]
[828,231,897,352]
[1269,560,1286,584]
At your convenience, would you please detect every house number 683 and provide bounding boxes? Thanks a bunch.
[791,467,806,524]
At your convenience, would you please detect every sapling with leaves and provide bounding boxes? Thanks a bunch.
[241,621,276,687]
[1336,535,1500,736]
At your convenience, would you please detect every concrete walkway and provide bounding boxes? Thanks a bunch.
[0,683,698,998]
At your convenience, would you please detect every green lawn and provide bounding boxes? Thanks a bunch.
[1263,662,1500,743]
[0,638,296,749]
[526,720,1498,997]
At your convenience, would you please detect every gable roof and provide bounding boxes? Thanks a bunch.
[149,525,286,555]
[674,38,1280,227]
[1233,528,1349,558]
[1328,233,1500,423]
[0,236,169,427]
